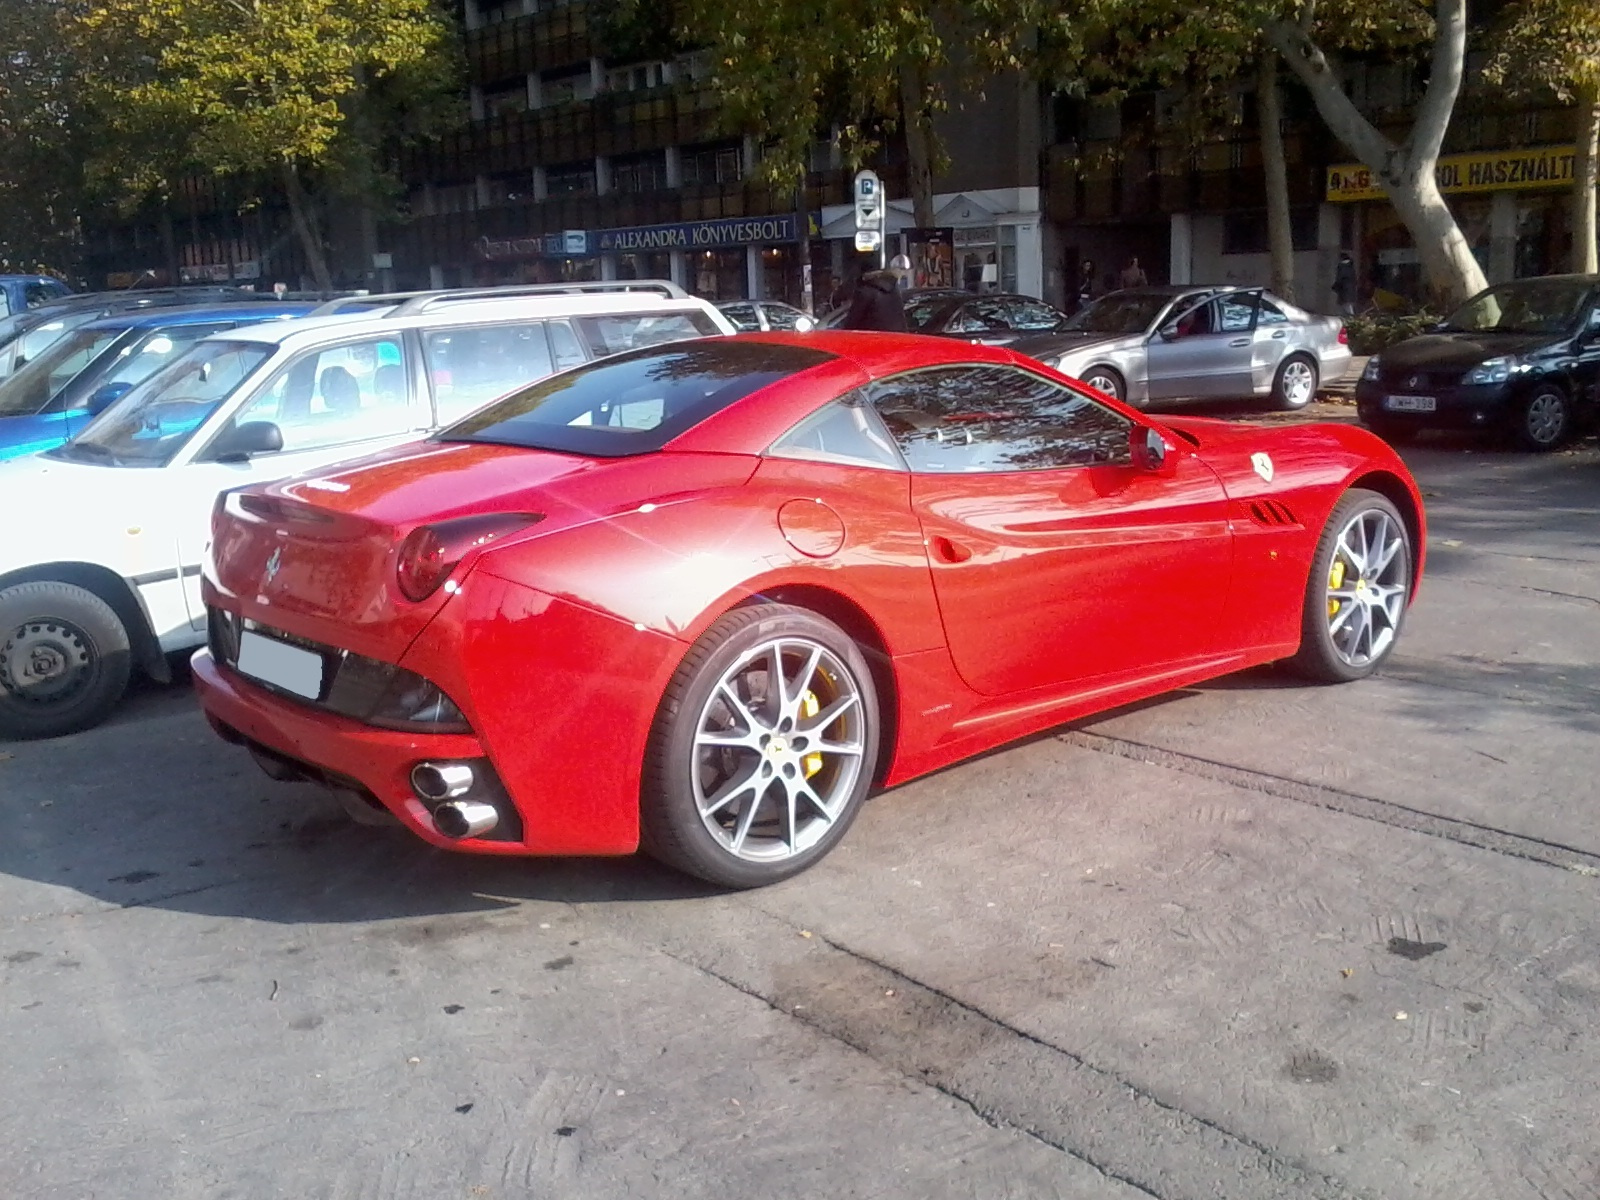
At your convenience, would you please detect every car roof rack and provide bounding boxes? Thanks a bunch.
[305,291,437,317]
[388,279,688,317]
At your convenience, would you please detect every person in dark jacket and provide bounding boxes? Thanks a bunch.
[839,267,908,332]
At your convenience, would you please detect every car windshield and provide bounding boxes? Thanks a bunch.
[4,309,102,368]
[49,339,273,468]
[0,325,125,417]
[905,299,959,331]
[1061,292,1180,334]
[443,340,834,458]
[1439,280,1593,335]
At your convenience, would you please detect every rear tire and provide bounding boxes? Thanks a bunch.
[640,604,879,889]
[1287,490,1412,684]
[1272,355,1319,411]
[0,581,132,740]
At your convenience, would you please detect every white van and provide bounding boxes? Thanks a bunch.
[0,282,732,738]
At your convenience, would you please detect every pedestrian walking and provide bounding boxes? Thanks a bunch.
[839,260,910,332]
[1077,259,1097,310]
[1119,255,1148,289]
[1332,251,1357,316]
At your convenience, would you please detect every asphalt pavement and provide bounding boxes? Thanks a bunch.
[2,421,1597,1200]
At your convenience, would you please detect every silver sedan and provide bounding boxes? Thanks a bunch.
[1014,287,1352,410]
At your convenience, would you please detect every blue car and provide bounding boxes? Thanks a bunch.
[0,275,72,318]
[0,303,314,461]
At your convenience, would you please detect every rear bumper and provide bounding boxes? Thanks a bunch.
[193,648,542,856]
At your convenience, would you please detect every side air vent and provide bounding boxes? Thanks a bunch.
[1247,499,1300,527]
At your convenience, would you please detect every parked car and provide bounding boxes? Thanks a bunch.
[0,275,72,317]
[0,303,314,461]
[718,300,817,333]
[1014,286,1351,410]
[1355,274,1600,451]
[816,286,967,330]
[192,331,1424,888]
[905,291,1070,344]
[0,281,733,739]
[0,287,261,379]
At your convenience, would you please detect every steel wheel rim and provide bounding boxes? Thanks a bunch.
[1282,360,1315,406]
[1084,371,1119,398]
[1525,393,1566,444]
[691,636,866,863]
[1324,509,1408,668]
[0,619,96,707]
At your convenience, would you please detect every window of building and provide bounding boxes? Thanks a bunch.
[540,67,594,108]
[432,183,480,214]
[483,82,528,117]
[681,142,744,187]
[1221,207,1319,255]
[546,162,597,196]
[480,0,523,26]
[867,365,1132,474]
[611,151,668,194]
[676,50,713,83]
[607,61,665,94]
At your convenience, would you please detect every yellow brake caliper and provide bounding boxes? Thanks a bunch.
[1327,559,1346,618]
[800,690,824,778]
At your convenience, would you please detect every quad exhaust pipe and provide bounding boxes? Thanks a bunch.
[411,761,499,839]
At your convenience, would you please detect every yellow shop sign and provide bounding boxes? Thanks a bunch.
[1326,145,1577,202]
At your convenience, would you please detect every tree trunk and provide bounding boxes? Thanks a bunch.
[1573,85,1599,275]
[282,161,333,292]
[1257,51,1296,302]
[898,65,936,229]
[1263,0,1488,306]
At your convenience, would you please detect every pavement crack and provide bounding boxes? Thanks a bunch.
[630,905,1362,1200]
[1060,730,1600,877]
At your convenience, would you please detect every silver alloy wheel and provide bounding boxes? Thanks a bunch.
[1281,359,1316,407]
[0,620,94,707]
[1324,508,1409,668]
[1084,370,1121,399]
[690,636,867,863]
[1524,392,1567,446]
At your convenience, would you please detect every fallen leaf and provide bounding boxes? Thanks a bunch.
[798,930,813,939]
[1340,968,1354,978]
[1395,1011,1409,1021]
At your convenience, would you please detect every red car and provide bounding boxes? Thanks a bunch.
[194,333,1425,888]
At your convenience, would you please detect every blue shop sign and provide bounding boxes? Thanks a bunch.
[597,214,801,253]
[478,230,591,261]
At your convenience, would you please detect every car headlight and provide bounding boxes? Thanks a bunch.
[1464,356,1516,385]
[1361,356,1381,382]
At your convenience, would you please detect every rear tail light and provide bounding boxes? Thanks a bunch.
[1337,324,1349,345]
[395,513,542,602]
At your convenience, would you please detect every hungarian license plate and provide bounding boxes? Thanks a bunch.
[1385,394,1436,412]
[235,631,323,699]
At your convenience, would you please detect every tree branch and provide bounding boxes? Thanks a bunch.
[1406,0,1468,162]
[1261,19,1396,172]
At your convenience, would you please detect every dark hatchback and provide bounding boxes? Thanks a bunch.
[1356,275,1600,450]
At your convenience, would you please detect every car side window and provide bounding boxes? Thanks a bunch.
[720,304,759,331]
[426,322,555,424]
[760,303,803,331]
[576,311,722,357]
[1217,295,1259,333]
[1257,300,1289,326]
[546,320,588,371]
[868,365,1132,473]
[219,335,416,456]
[1008,299,1065,330]
[768,391,904,471]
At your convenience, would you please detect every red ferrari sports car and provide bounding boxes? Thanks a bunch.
[194,332,1424,887]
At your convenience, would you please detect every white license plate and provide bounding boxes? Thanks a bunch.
[236,631,324,700]
[1385,394,1436,412]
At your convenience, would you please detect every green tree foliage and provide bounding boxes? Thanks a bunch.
[1485,0,1600,272]
[74,0,460,288]
[0,0,86,275]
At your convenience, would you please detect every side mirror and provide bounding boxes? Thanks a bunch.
[210,420,283,463]
[1157,322,1181,342]
[1132,424,1174,474]
[86,381,133,417]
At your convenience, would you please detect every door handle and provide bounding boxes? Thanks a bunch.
[1271,330,1287,339]
[931,536,973,564]
[1229,337,1251,347]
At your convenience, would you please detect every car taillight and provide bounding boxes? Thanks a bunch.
[395,513,542,602]
[1337,324,1349,345]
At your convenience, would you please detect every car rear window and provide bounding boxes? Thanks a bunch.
[441,340,835,457]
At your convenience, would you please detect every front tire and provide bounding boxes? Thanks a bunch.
[641,604,880,888]
[0,581,133,740]
[1272,355,1319,411]
[1080,367,1125,404]
[1513,385,1572,452]
[1287,490,1412,683]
